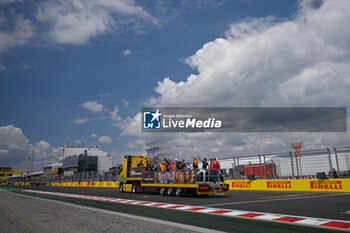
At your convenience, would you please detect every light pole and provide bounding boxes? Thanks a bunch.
[30,149,35,173]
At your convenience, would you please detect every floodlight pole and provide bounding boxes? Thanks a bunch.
[30,150,35,173]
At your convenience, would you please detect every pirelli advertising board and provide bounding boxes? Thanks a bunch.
[227,179,350,192]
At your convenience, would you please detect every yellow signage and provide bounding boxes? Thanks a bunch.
[43,168,59,174]
[51,181,119,188]
[0,169,22,175]
[226,178,350,192]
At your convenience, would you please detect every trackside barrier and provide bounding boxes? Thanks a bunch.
[225,179,350,192]
[50,181,119,188]
[1,182,30,186]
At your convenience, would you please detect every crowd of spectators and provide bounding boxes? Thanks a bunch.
[137,156,221,183]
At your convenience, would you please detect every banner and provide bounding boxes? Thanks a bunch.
[226,179,350,192]
[0,169,22,175]
[51,181,119,188]
[142,172,155,183]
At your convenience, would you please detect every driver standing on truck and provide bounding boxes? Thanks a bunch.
[191,156,199,170]
[211,157,220,183]
[198,156,209,170]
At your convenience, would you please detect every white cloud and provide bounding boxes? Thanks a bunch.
[74,139,82,145]
[32,141,61,163]
[36,0,159,45]
[126,142,137,148]
[80,101,104,112]
[0,125,28,150]
[148,0,350,108]
[73,116,109,124]
[135,139,144,145]
[121,99,129,107]
[113,112,142,136]
[0,0,159,69]
[73,118,90,124]
[0,149,9,154]
[0,125,61,169]
[22,62,29,69]
[0,14,35,70]
[0,0,22,6]
[110,105,122,121]
[98,135,113,144]
[123,49,132,56]
[91,133,98,138]
[126,139,145,149]
[116,0,350,158]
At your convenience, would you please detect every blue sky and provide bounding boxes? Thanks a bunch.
[1,0,350,170]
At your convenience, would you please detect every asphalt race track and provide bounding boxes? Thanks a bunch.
[16,186,350,221]
[4,186,350,232]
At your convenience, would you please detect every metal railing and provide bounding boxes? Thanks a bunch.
[218,146,350,180]
[11,145,350,185]
[143,169,226,184]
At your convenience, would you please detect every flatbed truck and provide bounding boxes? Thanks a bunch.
[118,155,229,196]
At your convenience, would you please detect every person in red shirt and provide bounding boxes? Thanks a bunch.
[211,157,220,183]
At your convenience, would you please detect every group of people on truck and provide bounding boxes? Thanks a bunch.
[137,156,221,183]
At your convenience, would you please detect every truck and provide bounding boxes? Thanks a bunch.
[118,155,229,196]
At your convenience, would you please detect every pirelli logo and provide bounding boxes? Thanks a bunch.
[231,181,251,188]
[267,181,291,189]
[310,181,342,190]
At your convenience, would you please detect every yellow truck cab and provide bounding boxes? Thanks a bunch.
[118,155,149,193]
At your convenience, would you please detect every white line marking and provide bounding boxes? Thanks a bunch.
[5,190,225,233]
[203,193,350,207]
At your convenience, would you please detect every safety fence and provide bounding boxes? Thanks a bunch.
[6,178,349,193]
[141,169,224,184]
[7,169,226,185]
[0,181,119,188]
[51,181,119,188]
[5,146,350,186]
[64,171,119,182]
[218,146,350,180]
[4,170,119,186]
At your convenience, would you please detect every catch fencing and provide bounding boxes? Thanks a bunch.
[218,146,350,180]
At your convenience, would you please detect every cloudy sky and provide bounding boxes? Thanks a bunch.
[1,0,350,170]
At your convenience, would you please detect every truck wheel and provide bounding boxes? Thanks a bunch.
[160,187,166,196]
[119,183,124,193]
[167,188,174,196]
[175,188,182,197]
[132,184,137,193]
